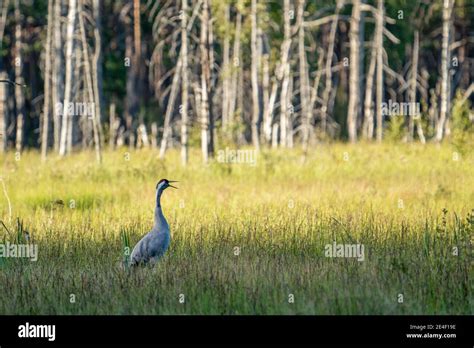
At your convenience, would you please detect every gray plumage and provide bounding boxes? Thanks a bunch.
[129,179,177,266]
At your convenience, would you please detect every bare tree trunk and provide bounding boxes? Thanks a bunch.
[91,0,103,148]
[321,0,342,136]
[78,0,101,163]
[221,4,230,129]
[261,33,270,144]
[250,0,260,151]
[363,34,376,140]
[124,0,139,149]
[151,122,157,148]
[279,0,291,147]
[287,73,294,148]
[52,0,63,152]
[0,71,7,153]
[68,44,80,153]
[436,0,453,142]
[207,2,214,158]
[159,55,182,159]
[228,10,241,125]
[347,0,361,143]
[375,0,384,142]
[200,0,211,163]
[59,0,76,156]
[14,0,25,153]
[408,30,425,143]
[180,0,189,165]
[41,0,54,160]
[297,0,310,153]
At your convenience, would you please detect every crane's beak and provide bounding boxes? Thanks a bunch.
[168,181,178,189]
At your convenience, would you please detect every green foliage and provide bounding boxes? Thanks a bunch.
[450,91,474,156]
[385,115,405,142]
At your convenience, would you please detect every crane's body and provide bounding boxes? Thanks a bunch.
[129,179,177,266]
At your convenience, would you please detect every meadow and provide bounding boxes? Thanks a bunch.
[0,144,472,314]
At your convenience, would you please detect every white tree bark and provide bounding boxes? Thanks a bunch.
[59,0,76,156]
[181,0,189,165]
[436,0,454,142]
[375,0,384,142]
[78,0,101,162]
[14,0,25,153]
[347,0,361,143]
[321,0,342,135]
[200,0,210,163]
[250,0,260,151]
[41,0,54,160]
[52,0,63,152]
[297,0,310,152]
[279,0,291,147]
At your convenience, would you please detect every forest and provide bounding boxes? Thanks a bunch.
[0,0,472,161]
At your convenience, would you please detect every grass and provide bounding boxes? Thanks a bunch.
[0,143,472,314]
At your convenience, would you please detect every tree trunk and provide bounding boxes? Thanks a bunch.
[180,0,189,166]
[436,0,453,142]
[261,33,270,144]
[207,1,214,157]
[14,0,25,153]
[375,0,384,142]
[363,34,376,140]
[0,71,7,153]
[250,0,260,151]
[78,0,101,163]
[347,0,361,143]
[279,0,291,147]
[200,0,211,163]
[297,0,310,152]
[321,0,342,136]
[408,30,425,143]
[159,55,182,159]
[59,0,76,156]
[91,0,103,148]
[52,0,63,152]
[41,0,54,160]
[221,4,230,129]
[228,10,241,126]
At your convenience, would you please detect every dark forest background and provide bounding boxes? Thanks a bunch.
[0,0,472,164]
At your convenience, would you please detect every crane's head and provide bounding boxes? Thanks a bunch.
[156,179,178,192]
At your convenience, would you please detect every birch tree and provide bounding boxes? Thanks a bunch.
[297,0,310,152]
[347,0,361,143]
[59,0,76,156]
[41,0,54,160]
[250,0,260,150]
[408,30,425,143]
[14,0,25,152]
[375,0,384,142]
[200,0,211,163]
[78,0,101,162]
[279,0,291,147]
[180,0,189,165]
[436,0,454,142]
[52,0,63,152]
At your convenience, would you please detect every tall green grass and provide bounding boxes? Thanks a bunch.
[0,144,472,314]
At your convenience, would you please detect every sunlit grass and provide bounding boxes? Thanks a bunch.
[0,144,472,314]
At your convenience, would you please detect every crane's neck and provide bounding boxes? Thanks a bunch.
[154,189,168,229]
